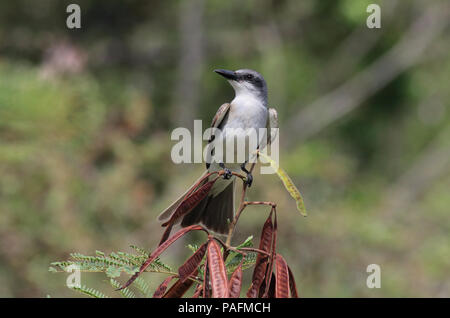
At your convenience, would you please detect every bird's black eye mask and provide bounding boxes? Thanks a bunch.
[238,73,253,81]
[238,73,263,88]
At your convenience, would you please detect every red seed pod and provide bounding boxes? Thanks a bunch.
[288,265,299,298]
[162,177,219,228]
[117,225,208,291]
[152,276,174,298]
[203,259,210,298]
[267,272,276,298]
[158,223,173,246]
[263,208,277,297]
[178,242,208,282]
[192,283,203,298]
[228,262,243,298]
[207,239,229,298]
[275,254,290,298]
[247,213,273,298]
[163,270,198,298]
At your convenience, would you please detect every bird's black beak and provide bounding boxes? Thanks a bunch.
[214,69,237,80]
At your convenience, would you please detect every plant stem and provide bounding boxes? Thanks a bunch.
[244,201,276,207]
[225,162,257,247]
[238,247,271,256]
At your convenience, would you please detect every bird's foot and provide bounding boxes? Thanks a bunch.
[223,168,232,180]
[220,163,232,180]
[240,162,253,187]
[244,173,253,187]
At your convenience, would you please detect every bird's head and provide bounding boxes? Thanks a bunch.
[214,68,268,106]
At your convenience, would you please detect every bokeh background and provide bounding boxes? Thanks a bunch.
[1,0,449,297]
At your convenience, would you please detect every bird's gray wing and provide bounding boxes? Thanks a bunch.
[206,103,231,169]
[159,103,232,222]
[211,103,231,132]
[265,107,279,146]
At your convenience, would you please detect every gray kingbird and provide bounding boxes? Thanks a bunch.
[158,68,278,234]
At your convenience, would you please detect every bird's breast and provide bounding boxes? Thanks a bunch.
[209,99,267,164]
[225,98,267,130]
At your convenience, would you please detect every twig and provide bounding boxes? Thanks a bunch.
[225,162,257,247]
[244,201,276,207]
[238,247,270,256]
[215,234,270,258]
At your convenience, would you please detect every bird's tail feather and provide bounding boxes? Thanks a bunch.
[181,179,235,234]
[157,171,209,222]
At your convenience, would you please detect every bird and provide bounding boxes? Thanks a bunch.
[158,68,278,234]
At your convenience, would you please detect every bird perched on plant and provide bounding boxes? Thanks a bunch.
[158,69,278,234]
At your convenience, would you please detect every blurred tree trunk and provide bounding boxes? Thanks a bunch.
[172,0,205,129]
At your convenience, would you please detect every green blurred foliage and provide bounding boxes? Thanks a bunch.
[0,0,449,297]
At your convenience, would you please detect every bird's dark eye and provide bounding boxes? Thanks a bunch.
[245,74,253,80]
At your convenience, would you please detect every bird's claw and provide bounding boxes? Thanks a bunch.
[240,162,253,187]
[223,168,232,180]
[244,173,253,187]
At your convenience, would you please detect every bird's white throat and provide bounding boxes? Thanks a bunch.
[229,80,266,108]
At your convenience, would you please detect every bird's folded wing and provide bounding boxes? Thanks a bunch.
[210,103,230,132]
[266,107,279,146]
[206,103,231,169]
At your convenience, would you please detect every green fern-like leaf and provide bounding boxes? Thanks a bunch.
[95,250,105,257]
[51,241,257,298]
[225,235,256,273]
[50,245,176,298]
[50,247,171,277]
[109,279,136,298]
[106,266,122,278]
[129,245,149,256]
[187,244,200,253]
[242,252,257,270]
[71,285,109,298]
[134,277,151,297]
